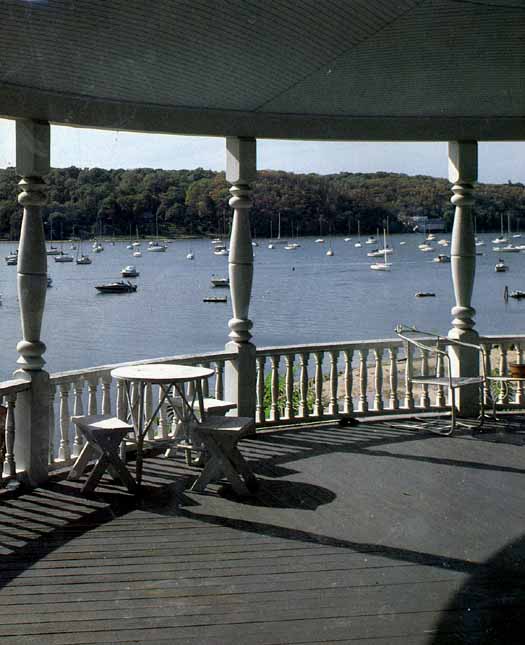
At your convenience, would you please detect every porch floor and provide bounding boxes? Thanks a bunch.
[1,416,525,644]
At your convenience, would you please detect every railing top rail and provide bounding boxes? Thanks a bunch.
[49,350,237,383]
[479,335,525,343]
[0,377,31,395]
[257,338,405,356]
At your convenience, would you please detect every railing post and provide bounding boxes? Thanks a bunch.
[329,350,339,415]
[388,346,399,411]
[3,394,17,480]
[373,348,383,412]
[224,137,257,419]
[358,348,369,413]
[298,352,310,418]
[448,141,480,416]
[255,356,266,424]
[343,349,354,415]
[313,352,324,417]
[13,119,51,486]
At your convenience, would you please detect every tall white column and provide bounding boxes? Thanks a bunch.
[448,141,479,416]
[224,137,256,419]
[13,119,51,485]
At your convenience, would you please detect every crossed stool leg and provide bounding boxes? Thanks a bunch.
[68,415,137,494]
[190,416,258,496]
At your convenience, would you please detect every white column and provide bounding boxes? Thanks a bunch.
[224,137,257,419]
[448,141,479,415]
[13,119,51,485]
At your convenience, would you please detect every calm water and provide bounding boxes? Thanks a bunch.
[0,234,522,380]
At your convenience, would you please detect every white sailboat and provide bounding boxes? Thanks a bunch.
[76,240,92,265]
[354,220,362,248]
[147,214,167,252]
[492,213,507,244]
[370,230,391,271]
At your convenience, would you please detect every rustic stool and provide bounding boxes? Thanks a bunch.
[68,415,137,494]
[190,415,258,496]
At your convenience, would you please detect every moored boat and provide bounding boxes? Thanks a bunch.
[210,275,230,288]
[121,265,139,277]
[95,281,137,294]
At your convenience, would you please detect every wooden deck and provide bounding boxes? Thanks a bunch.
[2,416,525,644]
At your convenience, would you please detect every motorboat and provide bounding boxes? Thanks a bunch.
[510,290,525,300]
[147,241,167,252]
[133,250,142,257]
[495,259,508,272]
[213,248,229,256]
[54,251,74,263]
[203,296,227,303]
[121,265,139,277]
[46,246,61,255]
[433,254,451,263]
[315,238,324,243]
[92,243,104,253]
[211,276,230,288]
[186,251,195,260]
[365,236,377,245]
[5,250,18,265]
[415,292,436,298]
[76,254,92,265]
[95,281,137,294]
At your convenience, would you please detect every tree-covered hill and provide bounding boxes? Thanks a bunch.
[0,166,523,240]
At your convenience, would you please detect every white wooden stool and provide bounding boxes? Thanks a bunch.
[190,416,258,496]
[67,415,137,494]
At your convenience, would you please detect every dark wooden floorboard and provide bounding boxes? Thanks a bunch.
[2,416,525,643]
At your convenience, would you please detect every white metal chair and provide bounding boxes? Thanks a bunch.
[395,325,486,435]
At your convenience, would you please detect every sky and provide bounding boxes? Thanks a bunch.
[0,117,523,184]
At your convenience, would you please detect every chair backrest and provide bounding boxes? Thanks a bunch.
[395,324,487,381]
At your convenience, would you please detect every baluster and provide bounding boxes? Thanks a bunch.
[358,348,368,413]
[270,355,280,422]
[284,354,295,420]
[499,343,508,404]
[144,383,154,440]
[215,361,224,400]
[158,386,170,439]
[343,349,354,415]
[404,343,415,410]
[419,348,430,409]
[200,363,210,398]
[101,375,111,415]
[516,343,524,405]
[313,352,324,417]
[3,393,17,479]
[256,356,266,424]
[116,379,128,460]
[388,346,399,410]
[435,344,446,407]
[329,350,339,415]
[87,377,98,415]
[58,383,71,461]
[483,343,493,406]
[373,348,383,412]
[48,384,56,464]
[72,379,85,457]
[298,353,310,418]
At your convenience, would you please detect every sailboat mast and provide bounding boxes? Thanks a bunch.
[383,229,387,265]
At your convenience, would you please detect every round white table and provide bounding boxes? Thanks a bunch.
[111,364,214,485]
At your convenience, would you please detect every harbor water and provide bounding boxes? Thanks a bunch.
[0,234,523,380]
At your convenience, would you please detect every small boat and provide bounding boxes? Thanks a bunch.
[95,281,137,294]
[147,241,167,252]
[370,230,391,271]
[92,243,104,253]
[415,292,436,298]
[54,251,74,263]
[284,242,300,250]
[344,237,351,242]
[510,290,525,300]
[214,247,229,256]
[46,246,61,256]
[365,236,377,245]
[203,296,227,303]
[132,241,141,248]
[495,259,508,272]
[315,238,324,243]
[211,276,230,288]
[426,233,436,241]
[76,255,92,265]
[133,250,142,257]
[419,245,434,253]
[433,254,451,263]
[186,251,195,260]
[121,265,139,277]
[326,247,334,256]
[268,243,275,249]
[498,244,520,253]
[5,250,18,265]
[47,276,53,287]
[399,241,406,245]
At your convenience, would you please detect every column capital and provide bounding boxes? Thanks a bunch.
[448,141,477,184]
[16,120,50,178]
[226,137,256,184]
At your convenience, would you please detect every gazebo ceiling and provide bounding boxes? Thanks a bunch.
[1,0,524,140]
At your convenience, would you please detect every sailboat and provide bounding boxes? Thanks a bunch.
[273,211,288,246]
[76,240,92,265]
[46,220,60,255]
[370,230,391,271]
[354,220,362,248]
[492,213,507,244]
[315,215,324,243]
[147,214,167,252]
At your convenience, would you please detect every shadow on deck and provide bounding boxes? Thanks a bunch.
[1,416,525,643]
